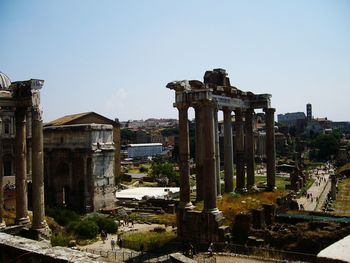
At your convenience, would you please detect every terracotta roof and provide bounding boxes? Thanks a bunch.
[45,112,93,126]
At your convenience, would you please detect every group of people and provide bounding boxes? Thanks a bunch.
[118,218,134,228]
[109,237,123,250]
[100,230,124,251]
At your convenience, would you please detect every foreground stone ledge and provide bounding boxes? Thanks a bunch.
[0,232,107,262]
[170,252,197,263]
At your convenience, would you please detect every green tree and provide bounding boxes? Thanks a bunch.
[151,161,179,185]
[161,128,178,137]
[121,128,135,142]
[311,132,340,160]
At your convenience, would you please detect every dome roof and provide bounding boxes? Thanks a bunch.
[0,71,11,90]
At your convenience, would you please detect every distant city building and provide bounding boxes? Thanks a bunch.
[127,143,163,158]
[306,103,312,121]
[277,112,306,126]
[120,118,178,129]
[331,121,350,132]
[304,119,324,137]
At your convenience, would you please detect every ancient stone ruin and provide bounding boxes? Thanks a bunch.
[167,68,276,243]
[0,73,48,235]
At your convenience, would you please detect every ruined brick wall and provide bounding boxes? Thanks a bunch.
[92,151,115,210]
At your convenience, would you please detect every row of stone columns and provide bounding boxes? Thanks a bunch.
[0,106,46,230]
[176,101,276,212]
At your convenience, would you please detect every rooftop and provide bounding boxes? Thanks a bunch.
[0,71,11,90]
[115,187,180,200]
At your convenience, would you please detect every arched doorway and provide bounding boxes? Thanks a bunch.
[54,161,70,207]
[3,154,13,177]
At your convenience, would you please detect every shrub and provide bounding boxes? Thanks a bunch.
[153,226,166,233]
[46,207,80,226]
[51,232,74,247]
[89,215,118,234]
[68,219,99,239]
[123,231,176,252]
[121,173,132,182]
[139,166,148,173]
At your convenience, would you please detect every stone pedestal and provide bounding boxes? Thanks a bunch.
[15,108,30,225]
[232,213,251,243]
[179,209,225,243]
[262,204,275,226]
[200,210,225,242]
[223,107,234,193]
[252,208,265,229]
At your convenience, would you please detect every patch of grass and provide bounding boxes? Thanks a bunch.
[255,175,289,190]
[153,213,176,225]
[3,209,16,225]
[128,212,175,225]
[122,230,176,251]
[219,191,286,225]
[331,178,350,216]
[193,191,286,225]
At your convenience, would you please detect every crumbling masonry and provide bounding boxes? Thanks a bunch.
[167,69,276,242]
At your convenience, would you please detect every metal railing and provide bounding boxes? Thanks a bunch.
[80,247,171,262]
[80,242,317,263]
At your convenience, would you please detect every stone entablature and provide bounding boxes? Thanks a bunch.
[44,124,114,151]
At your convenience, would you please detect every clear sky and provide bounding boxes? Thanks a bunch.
[1,0,349,122]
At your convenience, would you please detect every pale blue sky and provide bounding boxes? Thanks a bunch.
[1,0,349,122]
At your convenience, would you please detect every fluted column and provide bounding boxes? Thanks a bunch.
[264,108,276,190]
[177,104,192,209]
[194,105,204,201]
[15,107,30,225]
[223,107,233,193]
[202,101,218,212]
[214,108,221,197]
[245,108,255,190]
[234,108,246,192]
[31,107,47,230]
[0,129,5,227]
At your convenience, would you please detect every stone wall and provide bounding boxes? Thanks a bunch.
[0,232,106,262]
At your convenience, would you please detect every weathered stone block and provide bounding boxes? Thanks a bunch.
[252,208,265,229]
